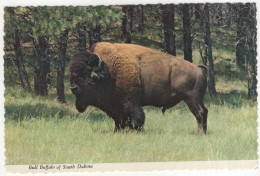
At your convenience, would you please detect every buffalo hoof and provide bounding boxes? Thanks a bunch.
[198,128,207,134]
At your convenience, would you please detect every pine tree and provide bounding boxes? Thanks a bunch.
[4,7,32,92]
[182,4,192,62]
[204,4,217,96]
[161,4,176,56]
[122,6,133,43]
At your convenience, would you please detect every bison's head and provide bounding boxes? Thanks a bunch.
[69,52,108,112]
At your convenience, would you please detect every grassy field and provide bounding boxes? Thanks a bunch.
[4,51,258,164]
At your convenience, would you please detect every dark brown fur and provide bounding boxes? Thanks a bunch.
[69,42,208,133]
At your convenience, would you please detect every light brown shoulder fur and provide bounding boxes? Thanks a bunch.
[91,42,141,94]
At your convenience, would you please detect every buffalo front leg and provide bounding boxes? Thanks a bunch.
[128,105,145,131]
[118,98,146,131]
[122,100,145,131]
[114,117,129,132]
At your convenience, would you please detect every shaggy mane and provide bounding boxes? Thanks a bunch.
[91,42,141,94]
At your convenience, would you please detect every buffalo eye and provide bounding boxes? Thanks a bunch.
[71,72,78,77]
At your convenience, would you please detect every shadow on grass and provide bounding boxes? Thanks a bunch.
[204,90,254,108]
[142,128,166,135]
[5,101,108,122]
[214,61,247,81]
[189,129,213,136]
[4,87,108,122]
[5,85,255,124]
[5,102,74,121]
[86,110,108,122]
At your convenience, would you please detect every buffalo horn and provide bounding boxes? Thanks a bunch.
[93,56,103,72]
[70,83,79,89]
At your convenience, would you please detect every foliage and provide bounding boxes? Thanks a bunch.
[4,6,122,38]
[4,6,124,97]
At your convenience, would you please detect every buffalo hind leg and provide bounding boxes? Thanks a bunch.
[200,103,208,133]
[185,99,208,134]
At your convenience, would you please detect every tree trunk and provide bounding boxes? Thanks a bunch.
[245,3,257,101]
[216,4,222,25]
[8,7,31,92]
[13,29,32,92]
[57,29,69,103]
[33,36,49,95]
[78,23,87,52]
[195,4,203,26]
[122,6,133,43]
[247,45,257,101]
[182,4,192,62]
[135,6,144,32]
[88,25,101,49]
[161,4,176,56]
[204,4,217,96]
[236,4,247,69]
[226,4,232,27]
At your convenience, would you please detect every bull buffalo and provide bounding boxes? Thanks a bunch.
[69,42,208,133]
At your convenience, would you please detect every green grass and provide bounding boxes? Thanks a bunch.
[4,85,258,164]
